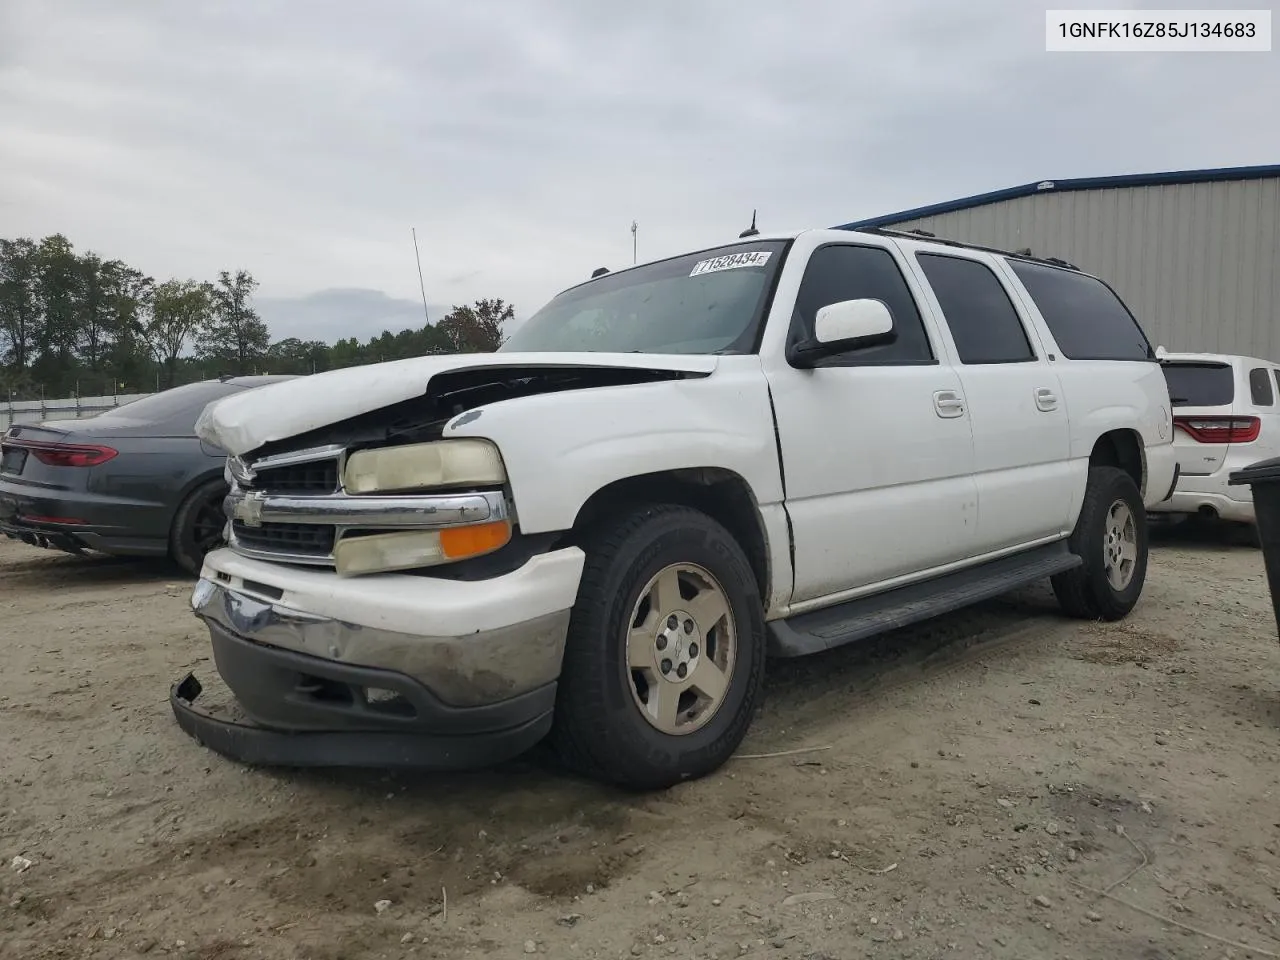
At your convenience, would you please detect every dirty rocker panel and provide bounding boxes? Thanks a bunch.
[768,541,1082,657]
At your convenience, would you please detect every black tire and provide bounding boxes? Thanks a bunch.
[549,503,766,790]
[170,478,229,576]
[1052,466,1148,621]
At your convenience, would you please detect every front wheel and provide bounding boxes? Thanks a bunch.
[1052,466,1148,621]
[170,478,229,577]
[550,504,766,790]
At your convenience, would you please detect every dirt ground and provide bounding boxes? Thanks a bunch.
[4,527,1280,960]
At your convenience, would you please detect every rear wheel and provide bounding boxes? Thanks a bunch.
[1052,466,1148,621]
[170,478,229,576]
[550,503,766,790]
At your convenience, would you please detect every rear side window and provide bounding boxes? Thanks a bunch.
[1160,362,1234,407]
[917,254,1035,363]
[791,244,935,365]
[1250,367,1274,406]
[1008,260,1152,361]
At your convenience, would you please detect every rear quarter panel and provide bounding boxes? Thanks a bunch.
[1055,360,1177,513]
[88,436,226,537]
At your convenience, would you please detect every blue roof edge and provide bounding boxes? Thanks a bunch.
[833,163,1280,230]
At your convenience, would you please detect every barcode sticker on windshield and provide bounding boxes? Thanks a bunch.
[689,251,772,276]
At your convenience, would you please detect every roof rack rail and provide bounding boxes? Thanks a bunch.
[852,225,1080,271]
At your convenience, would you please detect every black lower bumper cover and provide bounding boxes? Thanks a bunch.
[0,520,86,553]
[170,673,555,770]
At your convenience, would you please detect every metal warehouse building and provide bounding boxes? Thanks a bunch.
[836,164,1280,360]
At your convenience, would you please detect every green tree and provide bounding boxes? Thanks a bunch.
[436,298,512,353]
[75,253,112,373]
[0,238,39,370]
[198,269,270,373]
[102,264,154,391]
[147,280,212,389]
[267,337,331,375]
[1,228,523,397]
[33,234,82,391]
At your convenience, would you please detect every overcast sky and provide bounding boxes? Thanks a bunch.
[3,0,1277,342]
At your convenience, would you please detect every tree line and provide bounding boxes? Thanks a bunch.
[0,234,512,400]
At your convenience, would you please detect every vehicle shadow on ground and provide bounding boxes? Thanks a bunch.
[1148,516,1259,552]
[1,544,185,589]
[1202,673,1280,731]
[257,587,1065,808]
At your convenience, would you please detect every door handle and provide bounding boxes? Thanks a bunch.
[933,390,966,418]
[1034,387,1058,412]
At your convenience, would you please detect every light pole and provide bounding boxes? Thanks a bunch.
[412,227,429,325]
[631,220,638,264]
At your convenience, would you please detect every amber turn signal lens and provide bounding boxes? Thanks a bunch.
[438,520,512,560]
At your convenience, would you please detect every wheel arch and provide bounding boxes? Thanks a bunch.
[166,466,231,567]
[1088,429,1146,498]
[168,466,229,526]
[567,468,772,609]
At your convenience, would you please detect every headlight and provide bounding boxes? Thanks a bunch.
[342,439,506,494]
[333,520,512,576]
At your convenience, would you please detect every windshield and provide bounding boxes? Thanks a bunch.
[501,239,789,355]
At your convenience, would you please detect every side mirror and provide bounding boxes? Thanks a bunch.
[788,298,896,368]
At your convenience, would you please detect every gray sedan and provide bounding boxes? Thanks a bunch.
[0,375,292,574]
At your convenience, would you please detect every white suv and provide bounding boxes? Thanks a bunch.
[1150,350,1280,525]
[172,226,1177,789]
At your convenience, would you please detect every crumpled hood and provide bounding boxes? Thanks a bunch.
[195,351,719,456]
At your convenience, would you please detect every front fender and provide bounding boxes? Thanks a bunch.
[444,358,782,535]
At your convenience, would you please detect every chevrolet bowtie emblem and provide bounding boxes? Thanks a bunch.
[228,456,256,486]
[233,491,267,527]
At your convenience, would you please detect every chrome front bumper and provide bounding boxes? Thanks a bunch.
[191,577,570,707]
[171,546,587,768]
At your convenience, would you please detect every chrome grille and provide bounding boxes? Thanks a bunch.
[224,442,509,568]
[249,459,340,495]
[231,521,335,557]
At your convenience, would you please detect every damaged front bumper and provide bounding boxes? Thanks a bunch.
[171,545,586,769]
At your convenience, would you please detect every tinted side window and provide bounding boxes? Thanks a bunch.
[791,245,933,365]
[1250,367,1274,406]
[1008,260,1152,361]
[917,254,1035,364]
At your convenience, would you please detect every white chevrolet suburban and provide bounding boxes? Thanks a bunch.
[172,226,1178,790]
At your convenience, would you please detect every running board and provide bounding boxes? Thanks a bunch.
[767,541,1081,658]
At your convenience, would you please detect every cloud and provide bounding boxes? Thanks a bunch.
[2,0,1276,345]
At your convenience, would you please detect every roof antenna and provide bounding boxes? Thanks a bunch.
[591,266,610,278]
[738,209,759,238]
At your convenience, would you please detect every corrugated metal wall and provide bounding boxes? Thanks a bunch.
[884,177,1280,361]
